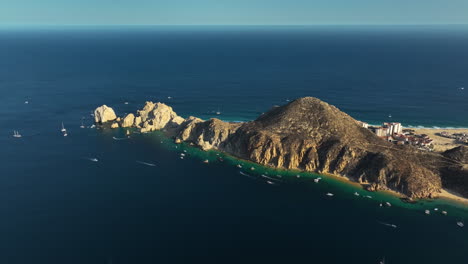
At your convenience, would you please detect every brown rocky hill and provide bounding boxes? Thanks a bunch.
[97,97,467,199]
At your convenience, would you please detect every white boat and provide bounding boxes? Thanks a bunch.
[379,257,385,264]
[236,164,242,168]
[434,208,438,211]
[80,118,85,128]
[24,100,29,104]
[180,153,186,157]
[296,175,301,178]
[90,124,96,128]
[425,210,430,215]
[457,221,464,227]
[326,193,334,197]
[354,192,360,196]
[266,181,275,185]
[385,202,392,207]
[365,195,372,199]
[63,132,68,137]
[442,211,448,215]
[61,122,67,132]
[314,177,322,183]
[124,102,129,105]
[88,158,98,162]
[13,130,22,138]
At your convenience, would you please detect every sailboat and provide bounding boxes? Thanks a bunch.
[13,130,22,138]
[61,122,67,132]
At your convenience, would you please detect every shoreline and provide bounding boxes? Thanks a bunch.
[438,189,468,205]
[167,136,468,207]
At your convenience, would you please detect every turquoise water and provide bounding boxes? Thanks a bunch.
[0,26,467,263]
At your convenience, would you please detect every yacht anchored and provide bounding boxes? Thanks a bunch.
[61,122,67,132]
[425,210,430,215]
[457,221,464,227]
[326,193,334,197]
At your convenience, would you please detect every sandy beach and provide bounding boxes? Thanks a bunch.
[411,128,468,152]
[439,189,468,205]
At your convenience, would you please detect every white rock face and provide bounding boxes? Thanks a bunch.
[94,105,117,123]
[122,113,135,128]
[138,102,184,133]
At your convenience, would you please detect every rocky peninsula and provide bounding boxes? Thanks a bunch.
[94,97,468,200]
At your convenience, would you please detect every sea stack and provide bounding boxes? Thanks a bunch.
[94,105,117,123]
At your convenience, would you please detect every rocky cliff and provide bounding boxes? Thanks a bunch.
[95,97,468,199]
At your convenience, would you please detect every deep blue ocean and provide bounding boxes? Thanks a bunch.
[0,26,467,264]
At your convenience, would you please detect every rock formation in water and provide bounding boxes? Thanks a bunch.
[94,97,468,199]
[94,105,117,123]
[121,113,135,128]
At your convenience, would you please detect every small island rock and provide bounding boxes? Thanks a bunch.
[94,105,117,123]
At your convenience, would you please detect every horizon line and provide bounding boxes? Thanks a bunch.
[1,23,468,27]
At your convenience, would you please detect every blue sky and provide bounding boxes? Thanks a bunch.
[1,0,467,25]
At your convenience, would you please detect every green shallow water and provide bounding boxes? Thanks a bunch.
[141,129,468,215]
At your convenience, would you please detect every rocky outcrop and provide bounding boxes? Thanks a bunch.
[97,97,468,199]
[137,102,185,133]
[94,105,117,123]
[121,113,135,128]
[174,118,242,150]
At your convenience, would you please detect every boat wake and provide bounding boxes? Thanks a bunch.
[239,171,257,179]
[378,221,397,228]
[261,174,283,183]
[113,136,129,141]
[136,160,156,167]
